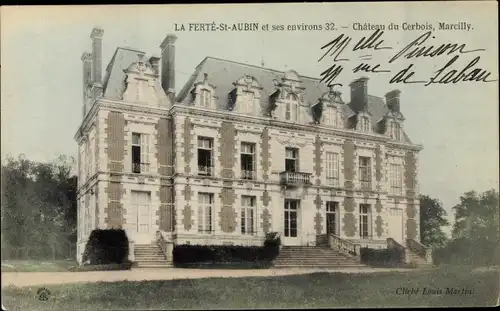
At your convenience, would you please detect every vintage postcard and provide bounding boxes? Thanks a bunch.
[1,2,499,310]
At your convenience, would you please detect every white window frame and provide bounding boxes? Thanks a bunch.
[359,156,371,190]
[241,196,256,235]
[197,137,214,176]
[325,152,340,187]
[285,147,299,172]
[390,163,403,195]
[198,193,214,233]
[390,121,401,141]
[200,89,211,108]
[241,142,256,180]
[359,204,371,239]
[360,116,370,132]
[132,133,150,174]
[326,201,339,235]
[285,94,299,122]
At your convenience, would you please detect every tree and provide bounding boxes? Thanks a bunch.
[446,189,500,266]
[419,195,450,247]
[452,189,499,242]
[1,154,78,260]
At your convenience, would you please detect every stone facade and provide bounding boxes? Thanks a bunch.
[75,30,422,263]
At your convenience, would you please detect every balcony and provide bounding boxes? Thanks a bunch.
[279,171,312,186]
[132,163,150,174]
[198,165,214,177]
[360,181,372,191]
[241,170,256,180]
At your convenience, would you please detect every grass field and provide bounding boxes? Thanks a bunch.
[2,267,498,310]
[1,260,77,272]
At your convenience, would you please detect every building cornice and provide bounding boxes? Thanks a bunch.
[74,98,422,152]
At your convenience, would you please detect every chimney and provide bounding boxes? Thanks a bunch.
[349,76,369,112]
[149,56,160,77]
[90,28,104,85]
[385,89,401,113]
[81,52,92,102]
[160,34,177,99]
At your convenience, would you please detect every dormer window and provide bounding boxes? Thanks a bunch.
[200,89,211,108]
[359,116,370,132]
[241,91,255,114]
[285,94,299,122]
[324,106,341,127]
[390,121,401,141]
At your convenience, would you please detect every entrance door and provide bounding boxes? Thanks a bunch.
[326,201,339,235]
[130,191,152,244]
[283,199,301,245]
[387,207,404,245]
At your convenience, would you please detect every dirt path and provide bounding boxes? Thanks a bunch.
[1,267,416,288]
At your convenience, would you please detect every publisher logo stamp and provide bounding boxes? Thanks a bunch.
[36,287,51,301]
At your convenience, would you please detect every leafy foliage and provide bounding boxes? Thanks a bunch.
[82,229,130,265]
[1,154,77,260]
[434,189,499,267]
[419,195,450,247]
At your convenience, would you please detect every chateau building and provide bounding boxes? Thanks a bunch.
[75,28,422,265]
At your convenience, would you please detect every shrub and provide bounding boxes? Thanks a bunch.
[433,237,498,267]
[82,229,129,265]
[70,261,133,272]
[360,247,402,267]
[173,241,280,265]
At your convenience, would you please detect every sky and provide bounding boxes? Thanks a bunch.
[1,4,499,232]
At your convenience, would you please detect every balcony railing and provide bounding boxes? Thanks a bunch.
[280,171,312,185]
[198,165,214,176]
[132,163,150,174]
[360,181,371,191]
[241,170,256,180]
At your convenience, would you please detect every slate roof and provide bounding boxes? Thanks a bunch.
[101,52,411,142]
[102,47,147,99]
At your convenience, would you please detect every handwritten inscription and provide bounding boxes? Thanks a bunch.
[318,29,497,87]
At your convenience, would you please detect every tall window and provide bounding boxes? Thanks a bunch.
[131,191,152,233]
[285,148,299,172]
[326,152,340,187]
[197,137,213,176]
[359,116,370,132]
[284,199,299,238]
[198,193,213,233]
[359,156,371,190]
[326,201,339,235]
[324,107,339,127]
[390,122,401,141]
[285,94,298,122]
[359,204,371,238]
[200,89,211,108]
[241,196,256,235]
[242,91,255,113]
[390,163,403,195]
[241,142,256,180]
[132,133,150,174]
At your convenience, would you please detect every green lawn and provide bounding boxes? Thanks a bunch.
[2,268,498,310]
[1,260,76,272]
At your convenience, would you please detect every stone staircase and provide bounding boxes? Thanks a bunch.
[134,244,172,268]
[273,246,367,268]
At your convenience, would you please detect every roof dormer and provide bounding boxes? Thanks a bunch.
[191,73,217,109]
[122,54,171,107]
[227,75,263,115]
[313,86,345,128]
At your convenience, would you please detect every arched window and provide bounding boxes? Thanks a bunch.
[285,94,299,122]
[199,89,211,108]
[390,121,401,140]
[360,116,370,132]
